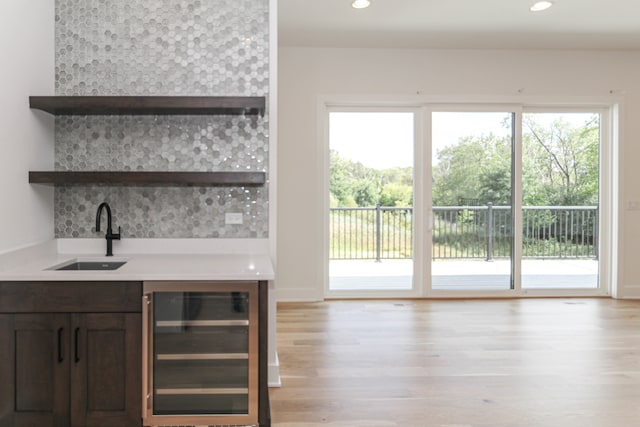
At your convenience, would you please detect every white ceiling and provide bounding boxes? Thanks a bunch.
[278,0,640,50]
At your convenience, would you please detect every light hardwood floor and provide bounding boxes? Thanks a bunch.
[269,298,640,427]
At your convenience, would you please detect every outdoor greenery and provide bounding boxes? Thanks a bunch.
[330,151,413,207]
[330,208,413,259]
[331,113,599,209]
[330,113,600,260]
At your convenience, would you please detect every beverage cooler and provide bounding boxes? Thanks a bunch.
[142,281,259,426]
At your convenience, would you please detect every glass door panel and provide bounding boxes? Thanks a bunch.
[328,111,415,294]
[431,112,514,291]
[153,292,251,415]
[144,283,259,426]
[521,112,599,289]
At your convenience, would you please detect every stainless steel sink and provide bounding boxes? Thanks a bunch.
[52,260,127,271]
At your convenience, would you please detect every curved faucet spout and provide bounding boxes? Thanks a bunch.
[95,202,112,232]
[95,202,121,256]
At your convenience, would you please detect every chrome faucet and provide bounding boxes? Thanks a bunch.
[95,202,121,257]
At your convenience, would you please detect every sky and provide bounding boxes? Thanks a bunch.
[329,112,414,169]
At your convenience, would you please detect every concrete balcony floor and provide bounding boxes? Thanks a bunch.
[329,259,599,291]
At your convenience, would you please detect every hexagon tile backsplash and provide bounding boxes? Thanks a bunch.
[53,0,269,239]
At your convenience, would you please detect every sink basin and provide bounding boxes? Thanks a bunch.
[53,261,127,271]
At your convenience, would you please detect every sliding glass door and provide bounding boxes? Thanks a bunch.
[521,111,600,290]
[327,109,417,296]
[323,102,609,298]
[431,111,515,291]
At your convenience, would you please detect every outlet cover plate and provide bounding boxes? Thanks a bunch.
[225,212,243,225]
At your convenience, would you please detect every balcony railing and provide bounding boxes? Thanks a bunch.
[330,204,598,261]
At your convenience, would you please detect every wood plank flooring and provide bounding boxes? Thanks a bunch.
[269,298,640,427]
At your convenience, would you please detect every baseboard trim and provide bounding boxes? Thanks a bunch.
[617,286,640,299]
[275,287,323,302]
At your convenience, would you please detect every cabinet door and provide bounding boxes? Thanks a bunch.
[0,314,70,427]
[70,313,141,427]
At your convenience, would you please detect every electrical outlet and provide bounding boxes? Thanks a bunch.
[628,201,640,211]
[225,212,243,225]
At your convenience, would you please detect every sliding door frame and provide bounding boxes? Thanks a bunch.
[518,105,613,298]
[424,104,523,298]
[321,104,425,298]
[319,96,617,299]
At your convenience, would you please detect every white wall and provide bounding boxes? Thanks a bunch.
[0,1,54,254]
[268,0,280,386]
[277,47,640,300]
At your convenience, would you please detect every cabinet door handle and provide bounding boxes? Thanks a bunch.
[57,327,64,363]
[74,327,80,363]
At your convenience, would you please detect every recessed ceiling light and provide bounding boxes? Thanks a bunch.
[352,0,371,9]
[530,1,553,12]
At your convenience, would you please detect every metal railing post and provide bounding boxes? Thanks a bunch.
[375,202,382,262]
[486,203,494,261]
[594,208,599,260]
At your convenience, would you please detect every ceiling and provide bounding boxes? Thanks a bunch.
[278,0,640,50]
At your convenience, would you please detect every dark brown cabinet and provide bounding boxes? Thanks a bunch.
[0,282,142,427]
[0,314,70,427]
[70,313,141,427]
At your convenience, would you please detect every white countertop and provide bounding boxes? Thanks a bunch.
[0,240,275,281]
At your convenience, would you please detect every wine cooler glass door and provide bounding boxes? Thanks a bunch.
[143,282,258,426]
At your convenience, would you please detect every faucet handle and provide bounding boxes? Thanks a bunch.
[109,226,122,240]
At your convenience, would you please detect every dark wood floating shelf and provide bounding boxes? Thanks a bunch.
[29,171,266,186]
[29,96,265,116]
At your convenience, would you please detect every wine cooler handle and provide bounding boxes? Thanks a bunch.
[142,293,152,419]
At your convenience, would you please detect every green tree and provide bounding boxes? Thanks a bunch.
[523,114,599,206]
[479,168,511,205]
[329,150,356,206]
[432,133,511,206]
[380,182,413,206]
[432,114,599,208]
[381,167,413,187]
[354,179,379,206]
[330,150,413,207]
